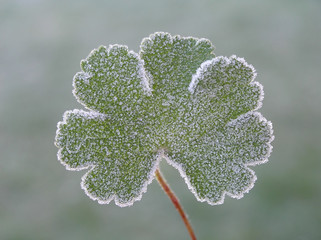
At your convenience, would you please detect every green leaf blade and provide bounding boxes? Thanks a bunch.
[55,109,161,207]
[225,112,274,166]
[140,32,215,98]
[166,113,273,205]
[164,56,274,205]
[81,151,160,207]
[190,56,263,125]
[55,32,274,207]
[55,109,110,170]
[73,45,151,116]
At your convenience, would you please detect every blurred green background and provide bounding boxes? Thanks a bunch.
[1,0,320,239]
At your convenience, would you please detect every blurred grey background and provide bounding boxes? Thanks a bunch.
[1,0,320,239]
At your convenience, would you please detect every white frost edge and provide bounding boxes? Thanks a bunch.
[162,111,274,205]
[125,46,152,96]
[140,31,214,51]
[251,81,264,111]
[188,57,220,94]
[189,55,257,94]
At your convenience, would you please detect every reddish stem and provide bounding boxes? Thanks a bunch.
[155,168,197,240]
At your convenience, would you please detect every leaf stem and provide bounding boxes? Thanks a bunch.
[155,168,197,240]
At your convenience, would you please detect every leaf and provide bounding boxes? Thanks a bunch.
[55,32,274,207]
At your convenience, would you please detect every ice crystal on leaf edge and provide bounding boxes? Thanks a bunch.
[55,32,274,207]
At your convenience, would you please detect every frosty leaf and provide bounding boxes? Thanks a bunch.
[56,110,110,170]
[140,32,215,97]
[167,112,273,204]
[55,32,274,207]
[73,45,151,117]
[56,110,159,206]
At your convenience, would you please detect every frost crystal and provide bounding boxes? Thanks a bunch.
[55,32,274,207]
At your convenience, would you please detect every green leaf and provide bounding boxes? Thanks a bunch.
[73,45,151,117]
[55,32,274,207]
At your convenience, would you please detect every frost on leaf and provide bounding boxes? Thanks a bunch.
[55,32,274,207]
